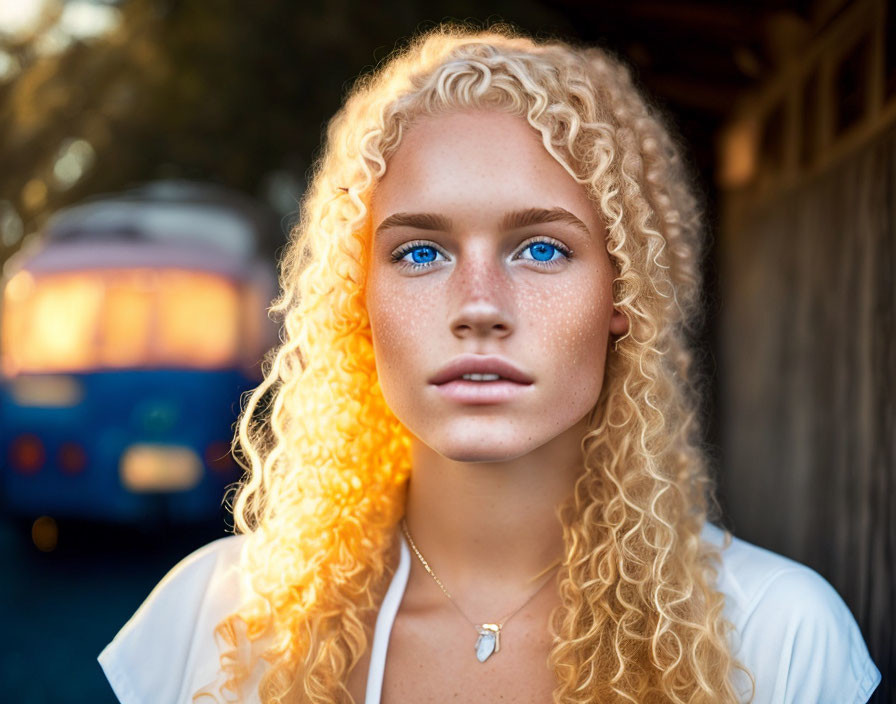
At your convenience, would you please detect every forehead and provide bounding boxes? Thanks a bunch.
[371,110,599,232]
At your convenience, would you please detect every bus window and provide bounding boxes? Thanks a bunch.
[100,269,155,369]
[2,268,244,375]
[154,270,240,368]
[2,271,104,375]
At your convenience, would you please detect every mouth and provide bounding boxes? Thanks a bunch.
[429,354,534,386]
[432,377,532,405]
[457,373,511,382]
[429,355,534,405]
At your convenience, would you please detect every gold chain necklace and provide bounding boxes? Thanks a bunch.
[399,517,560,663]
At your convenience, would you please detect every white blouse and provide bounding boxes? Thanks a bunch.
[99,521,881,703]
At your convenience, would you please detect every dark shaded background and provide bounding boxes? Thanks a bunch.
[0,0,891,702]
[1,0,783,241]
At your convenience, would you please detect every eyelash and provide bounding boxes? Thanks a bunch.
[390,237,574,271]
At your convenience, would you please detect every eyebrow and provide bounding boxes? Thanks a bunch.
[374,207,592,239]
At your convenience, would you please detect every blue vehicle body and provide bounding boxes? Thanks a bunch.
[0,181,278,524]
[1,368,254,522]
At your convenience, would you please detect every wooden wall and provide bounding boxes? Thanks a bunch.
[718,124,894,701]
[716,2,894,699]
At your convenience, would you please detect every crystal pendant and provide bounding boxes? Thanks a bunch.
[475,623,501,662]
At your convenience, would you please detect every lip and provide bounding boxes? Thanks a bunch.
[429,354,534,386]
[433,379,533,405]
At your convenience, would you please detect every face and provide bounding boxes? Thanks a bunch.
[365,109,628,463]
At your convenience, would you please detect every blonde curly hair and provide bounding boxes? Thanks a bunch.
[197,22,754,704]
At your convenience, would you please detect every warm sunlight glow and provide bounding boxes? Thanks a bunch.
[0,0,48,38]
[57,1,121,41]
[27,273,104,372]
[53,138,96,189]
[1,268,244,375]
[99,269,155,368]
[156,270,241,368]
[718,118,759,188]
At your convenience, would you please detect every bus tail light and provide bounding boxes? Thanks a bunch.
[10,434,45,475]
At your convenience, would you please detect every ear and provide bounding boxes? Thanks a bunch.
[609,308,629,336]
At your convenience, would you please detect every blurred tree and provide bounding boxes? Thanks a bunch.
[0,0,572,267]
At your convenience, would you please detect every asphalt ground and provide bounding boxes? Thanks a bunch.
[0,515,230,703]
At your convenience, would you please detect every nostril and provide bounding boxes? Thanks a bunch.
[449,300,514,338]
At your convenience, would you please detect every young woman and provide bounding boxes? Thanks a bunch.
[99,25,881,703]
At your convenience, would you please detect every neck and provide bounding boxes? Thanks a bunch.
[402,417,586,602]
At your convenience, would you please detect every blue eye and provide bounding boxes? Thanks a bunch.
[390,238,572,271]
[518,239,572,265]
[392,243,447,269]
[522,242,560,262]
[408,245,437,263]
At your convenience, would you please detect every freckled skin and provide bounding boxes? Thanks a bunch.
[366,110,628,462]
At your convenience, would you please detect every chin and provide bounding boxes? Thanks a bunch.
[423,426,549,464]
[434,445,534,464]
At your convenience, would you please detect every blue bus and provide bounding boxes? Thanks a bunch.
[0,181,278,526]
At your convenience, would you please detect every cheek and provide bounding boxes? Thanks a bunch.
[366,276,438,382]
[528,273,612,383]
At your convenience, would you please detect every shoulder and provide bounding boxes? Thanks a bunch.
[98,534,252,704]
[700,522,881,704]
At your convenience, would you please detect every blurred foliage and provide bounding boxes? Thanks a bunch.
[0,0,574,265]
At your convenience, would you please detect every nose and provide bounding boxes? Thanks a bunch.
[448,254,514,340]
